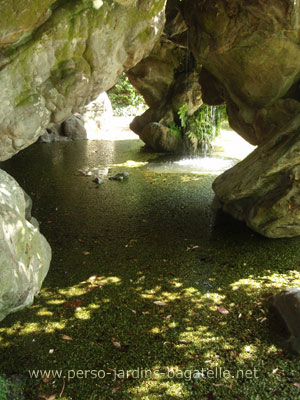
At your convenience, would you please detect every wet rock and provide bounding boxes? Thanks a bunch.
[0,169,51,321]
[109,172,129,181]
[92,177,105,185]
[272,288,300,354]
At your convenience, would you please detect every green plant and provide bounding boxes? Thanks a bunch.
[179,103,227,148]
[164,121,182,137]
[107,73,147,116]
[0,376,9,400]
[178,103,188,128]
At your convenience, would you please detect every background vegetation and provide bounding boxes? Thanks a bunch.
[107,73,147,116]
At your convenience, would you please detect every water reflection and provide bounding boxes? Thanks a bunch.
[146,155,237,175]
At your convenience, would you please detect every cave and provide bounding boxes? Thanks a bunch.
[1,1,300,398]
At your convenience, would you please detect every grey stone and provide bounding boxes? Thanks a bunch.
[62,116,87,140]
[109,172,129,181]
[272,288,300,354]
[0,169,51,321]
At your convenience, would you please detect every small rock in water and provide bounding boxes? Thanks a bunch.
[109,172,129,181]
[92,177,105,184]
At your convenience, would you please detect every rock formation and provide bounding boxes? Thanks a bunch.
[0,0,166,161]
[0,0,166,320]
[1,0,300,266]
[181,0,300,237]
[39,92,113,142]
[0,169,51,321]
[128,0,204,152]
[272,288,300,354]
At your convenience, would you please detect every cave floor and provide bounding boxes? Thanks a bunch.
[0,133,300,399]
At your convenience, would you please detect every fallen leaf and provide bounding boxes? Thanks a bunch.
[217,307,230,315]
[83,251,91,255]
[62,334,73,341]
[112,382,123,393]
[154,301,168,306]
[42,373,54,383]
[64,299,85,308]
[39,394,56,400]
[111,337,121,348]
[293,382,300,389]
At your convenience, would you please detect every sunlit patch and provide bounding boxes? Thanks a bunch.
[44,321,66,333]
[75,307,91,320]
[47,299,65,305]
[112,160,148,168]
[93,0,103,9]
[36,309,53,317]
[239,344,257,360]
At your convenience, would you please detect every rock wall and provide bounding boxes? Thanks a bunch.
[0,169,51,321]
[180,0,300,237]
[0,0,166,161]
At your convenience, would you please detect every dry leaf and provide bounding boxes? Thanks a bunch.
[154,301,168,306]
[42,373,54,383]
[111,337,121,348]
[293,382,300,389]
[62,334,73,341]
[38,394,56,400]
[112,382,123,393]
[64,299,85,308]
[217,307,230,315]
[83,251,91,255]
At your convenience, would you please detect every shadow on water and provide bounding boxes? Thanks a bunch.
[0,138,300,399]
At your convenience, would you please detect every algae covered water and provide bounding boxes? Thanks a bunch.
[1,136,300,400]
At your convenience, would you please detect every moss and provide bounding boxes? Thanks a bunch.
[1,138,300,399]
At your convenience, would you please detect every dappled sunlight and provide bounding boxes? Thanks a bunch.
[1,132,300,399]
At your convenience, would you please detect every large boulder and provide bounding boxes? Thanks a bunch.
[0,169,51,321]
[212,130,300,238]
[0,0,166,160]
[272,288,300,354]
